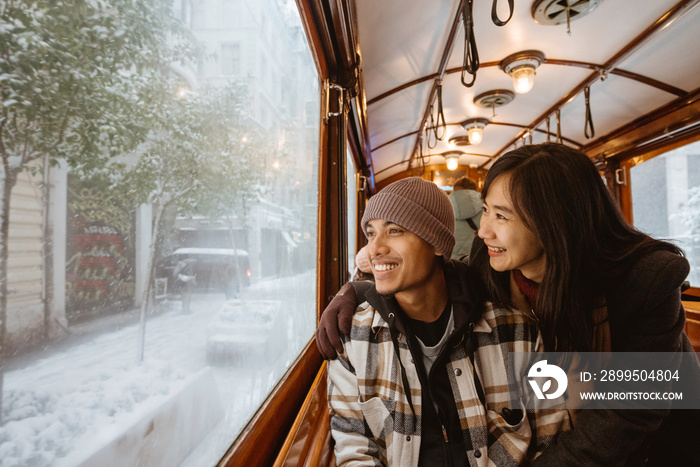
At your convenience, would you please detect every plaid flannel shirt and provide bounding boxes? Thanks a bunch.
[328,295,570,466]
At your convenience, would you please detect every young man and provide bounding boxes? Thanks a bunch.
[327,177,568,466]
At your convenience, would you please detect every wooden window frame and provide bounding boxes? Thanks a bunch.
[218,340,323,466]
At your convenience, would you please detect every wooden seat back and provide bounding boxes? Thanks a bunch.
[273,361,334,467]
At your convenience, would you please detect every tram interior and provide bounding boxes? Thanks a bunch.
[261,0,700,465]
[0,1,699,466]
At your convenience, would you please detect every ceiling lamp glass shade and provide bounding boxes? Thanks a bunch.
[510,65,536,94]
[460,118,490,146]
[467,126,484,145]
[499,50,545,95]
[446,154,459,171]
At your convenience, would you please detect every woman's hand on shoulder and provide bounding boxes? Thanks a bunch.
[316,283,357,359]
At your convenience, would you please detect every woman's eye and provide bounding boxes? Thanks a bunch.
[496,213,508,220]
[389,228,402,234]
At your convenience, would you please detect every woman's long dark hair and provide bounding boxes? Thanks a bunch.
[469,143,683,352]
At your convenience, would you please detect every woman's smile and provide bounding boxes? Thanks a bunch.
[486,244,506,256]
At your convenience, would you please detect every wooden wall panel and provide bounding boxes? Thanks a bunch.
[683,302,700,354]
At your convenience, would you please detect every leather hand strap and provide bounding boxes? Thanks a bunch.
[584,85,595,138]
[461,0,479,87]
[491,0,514,26]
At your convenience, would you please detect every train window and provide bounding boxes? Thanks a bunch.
[630,140,700,285]
[1,1,319,465]
[347,149,358,274]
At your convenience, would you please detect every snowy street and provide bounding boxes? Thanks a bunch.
[0,271,317,467]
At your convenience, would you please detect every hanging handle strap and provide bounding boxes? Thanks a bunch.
[435,81,447,140]
[426,107,437,149]
[584,85,595,139]
[491,0,515,26]
[556,109,562,144]
[461,0,479,87]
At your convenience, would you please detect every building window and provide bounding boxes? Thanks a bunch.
[191,1,205,29]
[221,43,240,76]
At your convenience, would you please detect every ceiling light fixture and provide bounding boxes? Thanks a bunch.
[446,157,459,171]
[460,118,490,145]
[448,135,471,147]
[531,0,603,35]
[474,89,515,118]
[499,50,545,94]
[443,151,462,171]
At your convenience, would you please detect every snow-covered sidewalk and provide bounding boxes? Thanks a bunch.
[0,271,316,467]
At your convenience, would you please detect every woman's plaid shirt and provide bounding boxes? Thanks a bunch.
[328,298,570,466]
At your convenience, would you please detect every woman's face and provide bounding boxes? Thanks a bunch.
[478,174,546,282]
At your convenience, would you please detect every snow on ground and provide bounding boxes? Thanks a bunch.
[0,270,316,467]
[1,360,188,467]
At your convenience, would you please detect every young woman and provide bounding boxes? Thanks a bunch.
[317,143,700,466]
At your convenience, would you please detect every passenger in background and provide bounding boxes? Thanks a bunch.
[449,176,482,260]
[319,143,700,466]
[327,177,568,466]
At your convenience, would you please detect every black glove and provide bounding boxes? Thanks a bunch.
[315,283,357,359]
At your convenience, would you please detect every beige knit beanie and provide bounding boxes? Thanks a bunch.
[361,177,455,259]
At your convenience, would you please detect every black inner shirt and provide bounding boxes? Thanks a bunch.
[404,300,452,347]
[403,301,468,467]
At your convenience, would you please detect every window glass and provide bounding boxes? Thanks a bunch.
[347,150,357,274]
[0,0,319,465]
[630,140,700,285]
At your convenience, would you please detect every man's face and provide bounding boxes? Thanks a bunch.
[365,219,441,296]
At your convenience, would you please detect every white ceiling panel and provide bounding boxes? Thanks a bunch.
[350,0,700,183]
[356,0,458,99]
[616,5,700,91]
[367,80,433,150]
[371,137,418,174]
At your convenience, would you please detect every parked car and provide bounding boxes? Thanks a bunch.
[156,248,251,299]
[205,299,284,366]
